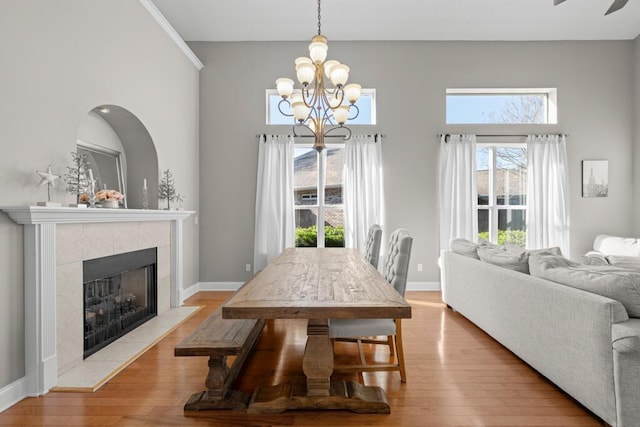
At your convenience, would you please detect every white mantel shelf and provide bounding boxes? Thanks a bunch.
[0,206,194,224]
[1,205,195,397]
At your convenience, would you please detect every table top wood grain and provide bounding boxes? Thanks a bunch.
[222,248,412,320]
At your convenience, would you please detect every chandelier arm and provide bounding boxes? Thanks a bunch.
[319,103,335,126]
[324,124,352,141]
[302,65,324,109]
[348,103,360,121]
[292,122,317,138]
[277,98,294,117]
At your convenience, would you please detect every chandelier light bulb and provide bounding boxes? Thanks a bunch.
[295,57,313,70]
[329,64,350,87]
[326,94,339,109]
[276,78,294,98]
[344,84,361,104]
[290,90,303,105]
[308,35,328,64]
[323,60,340,79]
[296,62,315,86]
[292,101,310,122]
[333,105,350,125]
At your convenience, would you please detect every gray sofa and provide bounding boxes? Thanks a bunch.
[441,250,640,427]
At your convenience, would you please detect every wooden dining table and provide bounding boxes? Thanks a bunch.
[222,247,412,413]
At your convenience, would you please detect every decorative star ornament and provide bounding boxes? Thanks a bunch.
[36,165,60,188]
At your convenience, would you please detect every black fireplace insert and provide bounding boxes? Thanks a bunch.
[83,247,157,358]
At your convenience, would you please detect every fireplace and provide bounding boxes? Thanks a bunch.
[83,248,158,358]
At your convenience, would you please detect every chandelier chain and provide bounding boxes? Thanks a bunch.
[317,0,321,35]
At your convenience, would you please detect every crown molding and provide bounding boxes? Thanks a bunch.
[138,0,204,71]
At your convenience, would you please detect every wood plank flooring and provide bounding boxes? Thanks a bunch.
[0,291,604,426]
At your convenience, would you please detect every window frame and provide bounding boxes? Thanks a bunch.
[293,143,345,248]
[477,142,527,245]
[446,88,558,125]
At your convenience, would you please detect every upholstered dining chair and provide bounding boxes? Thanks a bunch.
[364,224,383,269]
[330,228,413,382]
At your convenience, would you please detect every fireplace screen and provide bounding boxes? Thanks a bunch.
[83,248,157,358]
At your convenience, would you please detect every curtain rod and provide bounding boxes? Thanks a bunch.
[256,133,385,141]
[437,133,568,138]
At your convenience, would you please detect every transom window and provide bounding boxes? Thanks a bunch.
[266,89,376,125]
[477,143,527,246]
[447,88,557,124]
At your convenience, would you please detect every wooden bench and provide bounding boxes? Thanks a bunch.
[175,299,265,411]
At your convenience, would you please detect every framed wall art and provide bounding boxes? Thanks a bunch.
[582,160,608,198]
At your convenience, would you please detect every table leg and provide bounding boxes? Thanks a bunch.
[247,318,391,414]
[303,319,333,397]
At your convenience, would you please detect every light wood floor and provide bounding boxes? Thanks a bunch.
[1,291,603,426]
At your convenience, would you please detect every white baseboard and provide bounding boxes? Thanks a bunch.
[407,281,441,291]
[0,376,29,413]
[185,282,244,295]
[181,282,200,301]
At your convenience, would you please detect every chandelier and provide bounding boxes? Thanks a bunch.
[275,0,361,152]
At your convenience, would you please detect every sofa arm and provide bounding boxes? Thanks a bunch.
[612,319,640,353]
[612,319,640,427]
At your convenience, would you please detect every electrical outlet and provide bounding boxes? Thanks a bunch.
[194,215,198,225]
[417,263,423,272]
[245,264,251,272]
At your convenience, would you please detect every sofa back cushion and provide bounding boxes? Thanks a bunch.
[449,238,481,259]
[529,252,640,317]
[478,246,530,273]
[607,256,640,271]
[593,234,640,256]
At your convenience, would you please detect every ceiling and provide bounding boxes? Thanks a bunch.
[150,0,640,42]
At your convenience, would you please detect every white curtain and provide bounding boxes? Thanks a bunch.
[343,135,384,252]
[526,134,570,255]
[439,134,477,251]
[253,135,295,272]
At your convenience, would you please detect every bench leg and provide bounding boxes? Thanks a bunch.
[184,356,252,411]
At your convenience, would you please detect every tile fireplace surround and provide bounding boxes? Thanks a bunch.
[0,206,194,397]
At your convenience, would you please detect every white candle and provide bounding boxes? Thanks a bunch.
[88,169,94,184]
[143,178,147,190]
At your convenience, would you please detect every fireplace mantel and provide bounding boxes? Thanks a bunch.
[0,206,195,397]
[1,205,194,224]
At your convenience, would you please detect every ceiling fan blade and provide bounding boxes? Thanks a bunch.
[553,0,567,5]
[605,0,629,15]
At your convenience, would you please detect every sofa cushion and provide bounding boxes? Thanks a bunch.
[582,251,609,266]
[594,234,640,256]
[478,245,530,274]
[449,238,480,259]
[607,256,640,271]
[505,243,563,257]
[529,253,640,317]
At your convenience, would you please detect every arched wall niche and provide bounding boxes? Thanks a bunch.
[77,105,159,209]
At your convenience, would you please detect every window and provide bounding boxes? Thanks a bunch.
[294,146,345,247]
[446,88,557,124]
[477,144,527,246]
[266,89,377,125]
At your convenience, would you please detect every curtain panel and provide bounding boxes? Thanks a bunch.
[343,135,384,253]
[526,134,570,256]
[253,135,295,272]
[438,134,478,251]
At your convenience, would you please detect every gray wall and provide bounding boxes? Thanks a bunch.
[192,40,635,285]
[0,0,200,389]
